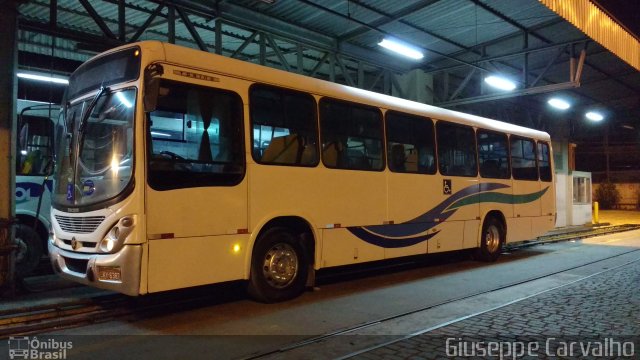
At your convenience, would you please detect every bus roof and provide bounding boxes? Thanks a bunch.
[104,41,552,141]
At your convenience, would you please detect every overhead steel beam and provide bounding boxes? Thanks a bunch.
[335,54,355,86]
[466,0,638,96]
[216,1,407,72]
[530,46,565,87]
[341,0,470,53]
[118,0,125,41]
[339,0,443,42]
[426,18,566,71]
[176,6,207,51]
[129,3,165,43]
[230,30,258,59]
[296,0,495,74]
[449,68,476,101]
[78,0,116,39]
[437,82,580,107]
[265,33,291,72]
[20,20,122,48]
[425,39,589,74]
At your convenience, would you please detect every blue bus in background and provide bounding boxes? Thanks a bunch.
[14,100,59,278]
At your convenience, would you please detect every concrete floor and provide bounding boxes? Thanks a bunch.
[12,228,636,360]
[597,209,640,225]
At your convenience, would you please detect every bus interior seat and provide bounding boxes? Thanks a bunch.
[322,141,344,168]
[299,140,317,165]
[405,149,418,172]
[261,134,300,163]
[390,144,405,172]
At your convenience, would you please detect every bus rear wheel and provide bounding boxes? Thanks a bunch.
[248,227,308,303]
[475,216,504,262]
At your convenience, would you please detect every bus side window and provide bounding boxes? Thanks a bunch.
[436,121,477,177]
[250,84,318,167]
[538,141,552,182]
[511,136,538,181]
[477,130,510,179]
[147,79,245,190]
[385,111,435,174]
[319,98,384,171]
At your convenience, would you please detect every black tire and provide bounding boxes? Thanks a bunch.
[14,224,44,278]
[474,216,504,262]
[248,227,308,303]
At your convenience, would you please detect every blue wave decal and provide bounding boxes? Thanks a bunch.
[346,182,545,249]
[348,227,439,248]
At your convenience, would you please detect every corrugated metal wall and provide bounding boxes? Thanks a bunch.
[539,0,639,71]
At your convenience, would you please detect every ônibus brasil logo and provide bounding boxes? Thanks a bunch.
[8,336,72,360]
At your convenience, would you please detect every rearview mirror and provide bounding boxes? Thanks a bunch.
[143,64,164,112]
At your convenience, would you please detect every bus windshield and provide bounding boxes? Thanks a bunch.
[53,88,136,208]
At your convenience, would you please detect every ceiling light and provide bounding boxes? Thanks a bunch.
[378,38,424,60]
[548,98,570,110]
[484,75,516,91]
[585,111,604,121]
[17,72,69,85]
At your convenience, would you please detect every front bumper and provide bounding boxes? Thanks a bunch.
[48,242,142,296]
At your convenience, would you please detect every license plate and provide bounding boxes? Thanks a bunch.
[97,266,122,281]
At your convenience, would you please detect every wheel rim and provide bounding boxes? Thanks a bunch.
[14,236,28,263]
[262,243,298,289]
[485,224,501,253]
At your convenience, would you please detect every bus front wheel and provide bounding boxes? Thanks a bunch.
[248,227,308,303]
[475,217,504,262]
[15,224,44,278]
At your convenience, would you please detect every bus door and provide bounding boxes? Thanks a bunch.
[385,112,436,259]
[145,71,248,292]
[476,130,513,248]
[430,121,480,253]
[535,141,555,234]
[509,136,540,241]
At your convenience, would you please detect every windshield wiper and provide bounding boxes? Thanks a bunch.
[78,86,108,134]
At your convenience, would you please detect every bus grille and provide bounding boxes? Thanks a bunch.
[55,215,105,234]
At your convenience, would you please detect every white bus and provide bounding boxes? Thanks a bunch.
[15,101,59,277]
[49,41,555,302]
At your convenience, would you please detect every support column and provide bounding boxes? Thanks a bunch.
[0,1,19,290]
[391,69,434,104]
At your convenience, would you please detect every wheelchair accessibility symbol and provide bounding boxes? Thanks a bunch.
[443,179,452,195]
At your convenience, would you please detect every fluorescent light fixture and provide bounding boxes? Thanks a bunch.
[484,75,516,91]
[20,150,28,155]
[17,72,69,85]
[548,98,570,110]
[378,38,424,60]
[116,92,133,108]
[585,111,604,121]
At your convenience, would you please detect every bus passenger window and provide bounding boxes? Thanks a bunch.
[320,99,383,171]
[385,111,435,174]
[250,85,318,166]
[436,122,477,177]
[510,137,538,181]
[477,130,510,179]
[538,141,552,182]
[147,79,245,190]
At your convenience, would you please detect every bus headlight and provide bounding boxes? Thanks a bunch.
[98,216,135,253]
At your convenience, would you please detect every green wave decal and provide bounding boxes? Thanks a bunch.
[445,186,549,212]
